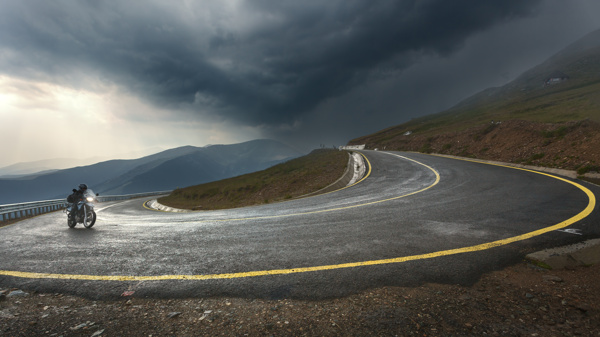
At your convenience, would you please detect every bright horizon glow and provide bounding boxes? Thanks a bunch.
[0,75,261,167]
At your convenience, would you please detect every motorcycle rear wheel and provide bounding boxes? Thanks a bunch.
[84,210,96,228]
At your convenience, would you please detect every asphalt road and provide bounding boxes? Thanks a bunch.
[1,151,598,300]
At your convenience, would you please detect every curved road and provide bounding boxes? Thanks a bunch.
[1,151,598,300]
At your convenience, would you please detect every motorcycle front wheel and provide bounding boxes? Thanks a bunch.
[84,209,96,229]
[67,215,76,228]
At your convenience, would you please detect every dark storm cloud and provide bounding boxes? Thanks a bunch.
[0,0,541,127]
[214,0,542,123]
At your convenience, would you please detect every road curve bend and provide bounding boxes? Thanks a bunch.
[0,151,598,300]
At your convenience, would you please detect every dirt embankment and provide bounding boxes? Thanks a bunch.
[356,119,600,174]
[2,262,600,336]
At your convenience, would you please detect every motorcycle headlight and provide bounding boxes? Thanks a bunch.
[86,197,94,202]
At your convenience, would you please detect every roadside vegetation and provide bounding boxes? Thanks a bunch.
[158,149,348,210]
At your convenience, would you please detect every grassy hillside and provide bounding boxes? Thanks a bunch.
[158,149,348,210]
[349,29,600,172]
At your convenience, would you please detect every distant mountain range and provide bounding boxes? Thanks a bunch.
[0,139,303,204]
[0,147,165,178]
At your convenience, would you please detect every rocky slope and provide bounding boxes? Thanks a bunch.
[352,119,600,174]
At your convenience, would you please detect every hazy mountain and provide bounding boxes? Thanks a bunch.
[102,151,226,195]
[0,140,303,204]
[447,28,600,114]
[0,157,108,178]
[0,147,165,178]
[97,139,303,195]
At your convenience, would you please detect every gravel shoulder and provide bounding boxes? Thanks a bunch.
[2,261,599,336]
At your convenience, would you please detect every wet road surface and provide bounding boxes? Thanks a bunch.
[1,151,598,300]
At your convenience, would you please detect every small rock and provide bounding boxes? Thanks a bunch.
[571,301,592,312]
[91,329,105,337]
[7,290,29,298]
[526,293,535,299]
[168,312,182,319]
[70,323,88,330]
[542,275,563,283]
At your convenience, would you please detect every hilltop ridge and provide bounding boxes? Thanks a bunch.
[349,29,600,173]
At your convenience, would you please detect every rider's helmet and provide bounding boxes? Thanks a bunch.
[79,184,88,191]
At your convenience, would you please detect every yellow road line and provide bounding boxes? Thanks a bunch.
[0,152,595,281]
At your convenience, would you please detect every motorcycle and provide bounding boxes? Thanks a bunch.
[66,189,99,229]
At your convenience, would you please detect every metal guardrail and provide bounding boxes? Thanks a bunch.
[0,199,68,222]
[0,190,172,222]
[339,144,365,150]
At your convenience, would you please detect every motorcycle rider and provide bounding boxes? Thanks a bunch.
[67,184,89,220]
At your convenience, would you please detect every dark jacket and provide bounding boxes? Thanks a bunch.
[67,188,85,203]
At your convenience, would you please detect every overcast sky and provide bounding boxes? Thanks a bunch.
[1,0,599,167]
